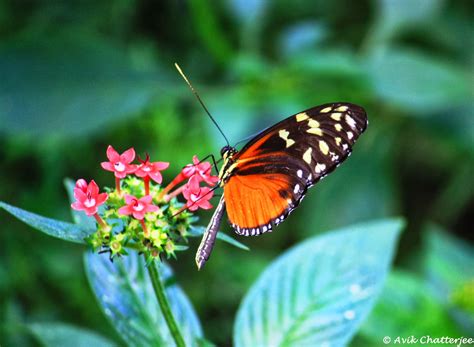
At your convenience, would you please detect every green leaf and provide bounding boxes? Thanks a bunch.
[233,218,404,347]
[0,33,164,138]
[0,201,92,244]
[370,0,444,43]
[84,251,203,347]
[188,226,249,251]
[424,224,474,294]
[29,322,117,347]
[64,178,96,230]
[359,270,462,341]
[423,224,474,332]
[367,48,470,114]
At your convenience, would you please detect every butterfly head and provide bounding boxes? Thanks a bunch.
[220,145,237,160]
[218,145,238,185]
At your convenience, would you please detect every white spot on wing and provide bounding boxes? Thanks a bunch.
[315,163,326,174]
[347,131,354,139]
[320,106,332,113]
[297,169,303,178]
[319,140,329,155]
[345,115,356,128]
[295,112,309,122]
[293,184,300,194]
[303,147,313,164]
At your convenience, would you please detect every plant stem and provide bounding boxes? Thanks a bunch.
[147,260,186,347]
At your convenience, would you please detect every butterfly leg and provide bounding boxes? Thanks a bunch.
[196,195,226,270]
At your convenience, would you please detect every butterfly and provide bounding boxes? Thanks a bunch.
[195,102,368,269]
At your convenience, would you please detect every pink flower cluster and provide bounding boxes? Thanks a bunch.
[71,146,218,231]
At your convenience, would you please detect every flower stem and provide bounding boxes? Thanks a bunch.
[115,177,122,195]
[93,214,107,228]
[144,176,150,196]
[140,219,150,238]
[165,185,185,202]
[147,260,186,347]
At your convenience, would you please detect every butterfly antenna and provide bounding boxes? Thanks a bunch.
[174,63,230,146]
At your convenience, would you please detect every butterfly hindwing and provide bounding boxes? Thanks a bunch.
[224,102,368,236]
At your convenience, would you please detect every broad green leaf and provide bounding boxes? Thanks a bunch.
[64,178,97,230]
[0,34,164,138]
[367,48,469,114]
[188,226,249,251]
[84,251,203,347]
[0,201,92,244]
[29,322,117,347]
[359,270,461,342]
[233,218,404,347]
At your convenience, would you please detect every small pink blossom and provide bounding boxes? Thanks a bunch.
[135,154,169,184]
[182,175,214,211]
[182,155,218,186]
[101,145,137,179]
[71,179,108,216]
[118,194,159,220]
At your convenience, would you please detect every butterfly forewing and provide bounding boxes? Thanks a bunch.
[225,102,368,236]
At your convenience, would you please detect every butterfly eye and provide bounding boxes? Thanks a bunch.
[220,146,231,158]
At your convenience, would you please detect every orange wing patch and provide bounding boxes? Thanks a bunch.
[224,173,303,236]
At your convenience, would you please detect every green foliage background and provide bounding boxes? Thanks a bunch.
[0,0,472,345]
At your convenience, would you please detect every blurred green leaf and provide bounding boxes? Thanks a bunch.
[278,22,328,57]
[29,322,117,347]
[359,270,461,341]
[233,218,404,347]
[424,224,474,298]
[367,0,444,45]
[188,225,249,251]
[84,251,203,347]
[0,201,92,244]
[367,48,469,114]
[0,34,163,138]
[423,224,474,333]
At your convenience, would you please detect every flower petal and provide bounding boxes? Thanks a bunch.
[84,206,98,216]
[106,145,120,162]
[154,162,170,170]
[88,180,99,197]
[75,179,88,192]
[124,194,136,204]
[140,195,153,204]
[198,200,213,209]
[118,205,133,216]
[74,189,88,203]
[71,202,84,211]
[132,211,145,220]
[120,147,136,163]
[101,162,115,172]
[146,205,159,213]
[96,193,108,205]
[149,172,163,184]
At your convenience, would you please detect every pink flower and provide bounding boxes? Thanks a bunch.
[101,145,137,179]
[182,175,214,211]
[135,154,169,184]
[118,194,159,220]
[71,179,108,216]
[159,155,218,200]
[182,155,218,186]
